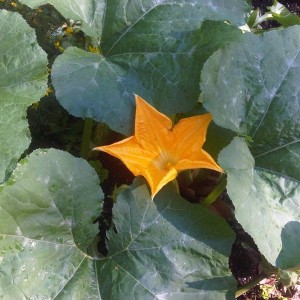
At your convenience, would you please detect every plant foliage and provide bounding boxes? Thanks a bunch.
[1,0,300,298]
[202,27,300,269]
[0,10,47,182]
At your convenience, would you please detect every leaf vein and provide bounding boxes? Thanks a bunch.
[251,48,300,138]
[254,139,300,159]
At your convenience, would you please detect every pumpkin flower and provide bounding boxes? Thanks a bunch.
[94,95,223,199]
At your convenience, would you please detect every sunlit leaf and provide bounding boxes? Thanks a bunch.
[202,26,300,270]
[0,152,235,298]
[219,139,300,270]
[202,26,300,181]
[0,10,48,182]
[96,179,236,299]
[0,149,103,298]
[218,137,254,201]
[47,1,248,134]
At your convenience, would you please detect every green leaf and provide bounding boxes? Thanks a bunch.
[218,137,254,201]
[222,151,300,270]
[49,1,249,134]
[0,10,48,182]
[19,0,105,44]
[205,26,300,270]
[0,149,103,298]
[96,179,236,299]
[0,159,235,298]
[22,0,250,45]
[202,26,300,181]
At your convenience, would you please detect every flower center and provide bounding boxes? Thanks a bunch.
[153,151,177,171]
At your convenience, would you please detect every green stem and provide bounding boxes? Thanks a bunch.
[235,272,267,298]
[253,12,273,27]
[235,257,279,298]
[80,118,93,159]
[201,174,227,207]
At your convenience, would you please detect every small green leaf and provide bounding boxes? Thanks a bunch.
[0,149,103,298]
[0,10,48,182]
[268,1,300,27]
[278,269,299,287]
[218,137,254,201]
[96,179,236,299]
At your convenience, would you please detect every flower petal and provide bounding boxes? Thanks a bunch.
[134,94,173,153]
[172,114,212,159]
[94,136,155,176]
[94,96,222,199]
[142,165,177,199]
[176,149,223,173]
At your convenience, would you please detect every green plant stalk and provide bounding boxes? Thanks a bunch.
[252,12,273,27]
[235,272,268,298]
[201,174,227,207]
[80,118,93,159]
[235,257,280,298]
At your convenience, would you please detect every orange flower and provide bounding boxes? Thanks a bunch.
[94,95,223,198]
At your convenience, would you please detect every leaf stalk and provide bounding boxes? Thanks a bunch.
[235,272,268,298]
[80,118,93,159]
[202,174,227,207]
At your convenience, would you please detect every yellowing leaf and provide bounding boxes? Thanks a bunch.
[94,95,223,198]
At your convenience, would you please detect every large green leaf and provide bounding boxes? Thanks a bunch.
[0,153,236,299]
[0,10,48,182]
[202,26,300,180]
[0,149,103,298]
[21,0,249,45]
[219,138,300,270]
[47,0,249,134]
[201,26,300,270]
[96,179,236,300]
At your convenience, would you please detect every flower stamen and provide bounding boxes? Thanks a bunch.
[153,151,177,171]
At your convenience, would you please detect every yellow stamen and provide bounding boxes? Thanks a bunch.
[153,151,177,171]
